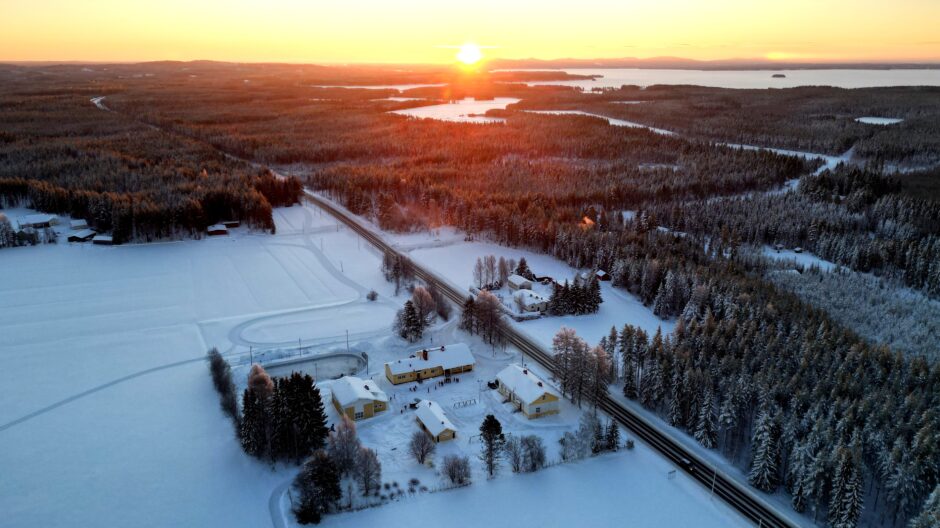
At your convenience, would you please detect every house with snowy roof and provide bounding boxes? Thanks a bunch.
[414,399,456,442]
[513,289,549,313]
[18,213,57,229]
[495,364,560,419]
[331,376,388,421]
[507,274,533,291]
[384,344,475,385]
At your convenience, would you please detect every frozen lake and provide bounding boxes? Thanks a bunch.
[311,83,445,91]
[390,97,520,123]
[504,68,940,89]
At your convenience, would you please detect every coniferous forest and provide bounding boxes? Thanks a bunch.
[2,62,939,527]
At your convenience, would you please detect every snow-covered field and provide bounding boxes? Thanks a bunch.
[761,245,838,272]
[1,199,743,528]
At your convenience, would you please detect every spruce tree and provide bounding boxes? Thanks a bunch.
[604,420,621,452]
[694,386,718,449]
[239,388,267,459]
[480,415,505,477]
[748,407,780,492]
[293,450,341,525]
[910,484,940,528]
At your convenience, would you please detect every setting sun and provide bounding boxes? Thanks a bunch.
[456,42,483,65]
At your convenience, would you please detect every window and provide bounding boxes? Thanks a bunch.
[535,407,541,414]
[354,411,364,420]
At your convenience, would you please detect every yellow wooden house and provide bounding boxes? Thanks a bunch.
[495,364,560,419]
[385,344,476,385]
[331,376,389,421]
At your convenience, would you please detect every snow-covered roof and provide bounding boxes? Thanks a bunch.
[496,364,557,404]
[92,235,113,243]
[385,343,475,376]
[69,229,96,239]
[595,270,609,277]
[331,376,388,407]
[508,274,531,285]
[70,219,88,229]
[207,224,228,233]
[513,289,547,303]
[415,399,455,437]
[20,213,55,226]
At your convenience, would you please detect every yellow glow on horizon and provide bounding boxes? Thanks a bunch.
[1,0,939,64]
[456,43,483,65]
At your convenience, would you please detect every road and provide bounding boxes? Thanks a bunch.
[88,94,797,527]
[304,191,799,528]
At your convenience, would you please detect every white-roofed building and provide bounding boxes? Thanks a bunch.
[507,274,533,291]
[513,289,549,313]
[92,235,114,245]
[414,399,456,442]
[496,364,560,419]
[330,376,388,421]
[385,343,475,385]
[18,213,57,229]
[67,229,96,243]
[70,219,89,230]
[207,224,228,236]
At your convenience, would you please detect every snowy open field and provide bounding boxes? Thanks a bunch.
[1,199,745,528]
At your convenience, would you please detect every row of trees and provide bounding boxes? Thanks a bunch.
[548,274,602,315]
[239,365,331,463]
[459,291,506,347]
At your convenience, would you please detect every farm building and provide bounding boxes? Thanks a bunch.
[70,219,89,230]
[207,224,228,236]
[507,274,533,291]
[92,235,114,246]
[222,220,240,228]
[595,270,610,281]
[331,376,388,421]
[414,399,456,442]
[513,289,549,313]
[18,213,57,229]
[385,343,475,385]
[67,229,96,243]
[495,364,560,419]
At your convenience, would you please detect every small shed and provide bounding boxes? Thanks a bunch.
[595,270,610,281]
[92,235,114,246]
[70,219,89,230]
[222,220,240,228]
[415,400,456,442]
[507,274,533,291]
[207,224,228,236]
[68,229,96,243]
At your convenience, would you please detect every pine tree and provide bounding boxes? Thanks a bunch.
[459,297,477,335]
[830,447,863,528]
[605,420,621,452]
[910,484,940,528]
[515,257,535,280]
[239,388,267,459]
[694,386,718,449]
[480,415,505,477]
[748,407,780,492]
[293,450,341,525]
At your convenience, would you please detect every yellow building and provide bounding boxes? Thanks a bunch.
[414,399,457,442]
[495,364,560,419]
[330,376,388,421]
[384,344,476,385]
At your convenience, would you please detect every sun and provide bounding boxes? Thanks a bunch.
[456,43,483,65]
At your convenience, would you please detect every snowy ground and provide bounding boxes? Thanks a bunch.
[760,245,838,272]
[407,240,674,346]
[1,199,743,528]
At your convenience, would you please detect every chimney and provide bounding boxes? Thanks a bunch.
[537,381,543,387]
[523,368,528,375]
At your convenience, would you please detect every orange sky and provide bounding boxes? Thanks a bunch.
[2,0,939,64]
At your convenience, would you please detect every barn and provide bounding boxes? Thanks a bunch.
[207,224,228,236]
[415,400,456,442]
[496,364,560,419]
[70,219,89,230]
[331,376,388,421]
[384,343,475,385]
[507,274,533,291]
[67,229,96,243]
[92,235,114,246]
[18,213,57,229]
